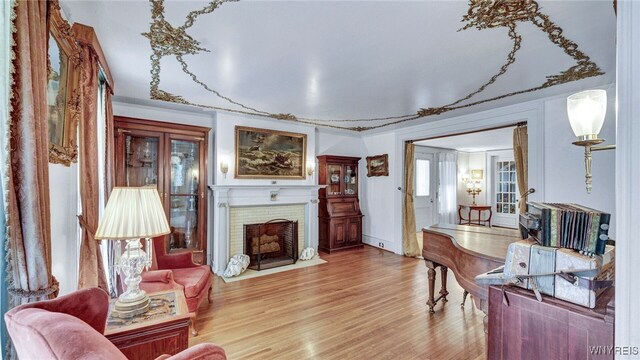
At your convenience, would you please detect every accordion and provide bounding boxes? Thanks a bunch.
[519,202,611,256]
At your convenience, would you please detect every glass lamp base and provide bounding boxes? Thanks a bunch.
[111,295,150,319]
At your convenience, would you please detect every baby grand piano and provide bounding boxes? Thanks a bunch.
[422,224,520,314]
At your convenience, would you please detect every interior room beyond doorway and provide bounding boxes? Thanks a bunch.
[411,124,521,251]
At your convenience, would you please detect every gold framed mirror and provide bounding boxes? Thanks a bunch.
[47,1,81,166]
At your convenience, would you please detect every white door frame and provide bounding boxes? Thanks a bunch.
[486,149,518,228]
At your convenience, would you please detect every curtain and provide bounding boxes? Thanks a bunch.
[104,88,118,297]
[77,44,107,290]
[437,152,458,224]
[1,0,58,310]
[513,125,528,213]
[1,0,13,347]
[402,142,420,257]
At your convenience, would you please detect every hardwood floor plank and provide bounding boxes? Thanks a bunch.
[190,246,486,359]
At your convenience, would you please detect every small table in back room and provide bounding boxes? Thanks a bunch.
[458,204,492,227]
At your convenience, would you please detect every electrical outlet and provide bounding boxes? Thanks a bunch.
[378,242,384,248]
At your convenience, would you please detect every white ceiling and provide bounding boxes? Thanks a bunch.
[414,126,514,152]
[61,0,616,132]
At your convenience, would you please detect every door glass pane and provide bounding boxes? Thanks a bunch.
[170,140,200,195]
[495,160,517,214]
[169,195,198,251]
[415,159,430,197]
[345,165,357,195]
[327,164,342,195]
[169,140,200,252]
[124,135,159,187]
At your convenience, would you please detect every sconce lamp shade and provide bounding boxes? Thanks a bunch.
[95,187,170,240]
[567,89,607,140]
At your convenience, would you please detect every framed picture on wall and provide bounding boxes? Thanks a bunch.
[366,154,389,177]
[235,126,307,179]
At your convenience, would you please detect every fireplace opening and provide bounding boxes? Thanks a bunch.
[243,219,299,271]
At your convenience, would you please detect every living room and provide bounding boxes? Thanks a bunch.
[1,1,639,359]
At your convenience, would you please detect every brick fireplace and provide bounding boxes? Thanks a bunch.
[209,185,323,275]
[244,219,299,270]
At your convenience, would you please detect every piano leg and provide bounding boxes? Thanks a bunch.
[461,290,469,307]
[426,262,437,313]
[439,266,449,302]
[425,260,449,313]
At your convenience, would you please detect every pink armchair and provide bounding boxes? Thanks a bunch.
[140,236,213,335]
[4,288,226,360]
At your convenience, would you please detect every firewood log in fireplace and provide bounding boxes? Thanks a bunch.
[251,241,281,254]
[251,234,279,246]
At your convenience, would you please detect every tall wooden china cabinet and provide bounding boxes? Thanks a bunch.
[114,117,209,264]
[317,155,363,253]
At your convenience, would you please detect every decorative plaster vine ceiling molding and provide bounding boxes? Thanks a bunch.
[142,0,605,132]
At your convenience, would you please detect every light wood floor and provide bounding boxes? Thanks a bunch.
[190,246,486,360]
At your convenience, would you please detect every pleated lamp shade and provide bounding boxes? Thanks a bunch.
[95,187,170,240]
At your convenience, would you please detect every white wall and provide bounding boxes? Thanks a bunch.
[49,163,79,296]
[456,152,470,207]
[543,93,616,233]
[316,130,363,158]
[360,133,397,251]
[214,112,317,186]
[465,152,488,205]
[614,2,640,353]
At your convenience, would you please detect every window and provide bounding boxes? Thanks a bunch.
[495,161,517,214]
[415,159,431,197]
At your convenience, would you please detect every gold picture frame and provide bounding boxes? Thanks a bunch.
[235,126,307,179]
[47,1,81,166]
[366,154,389,177]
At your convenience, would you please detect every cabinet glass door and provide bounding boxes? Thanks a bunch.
[168,139,200,252]
[344,164,357,195]
[327,164,342,196]
[124,134,160,187]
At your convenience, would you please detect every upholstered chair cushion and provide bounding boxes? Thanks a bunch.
[171,267,212,299]
[6,308,127,360]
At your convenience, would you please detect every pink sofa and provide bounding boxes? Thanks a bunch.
[140,236,213,335]
[4,288,226,360]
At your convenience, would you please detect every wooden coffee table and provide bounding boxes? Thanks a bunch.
[105,290,190,360]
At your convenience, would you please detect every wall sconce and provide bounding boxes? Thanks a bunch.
[219,159,229,179]
[306,163,315,177]
[567,89,615,193]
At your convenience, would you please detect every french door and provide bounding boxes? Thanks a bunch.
[490,152,519,228]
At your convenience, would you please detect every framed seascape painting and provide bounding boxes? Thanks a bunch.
[235,126,307,179]
[366,154,389,177]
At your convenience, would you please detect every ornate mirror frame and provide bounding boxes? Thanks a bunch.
[47,1,81,166]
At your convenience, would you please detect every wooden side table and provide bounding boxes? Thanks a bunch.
[458,205,492,227]
[105,290,190,360]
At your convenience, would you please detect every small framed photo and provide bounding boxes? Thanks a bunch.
[366,154,389,177]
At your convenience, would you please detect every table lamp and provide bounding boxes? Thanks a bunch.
[95,186,170,318]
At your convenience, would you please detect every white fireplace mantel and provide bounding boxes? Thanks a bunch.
[208,184,325,275]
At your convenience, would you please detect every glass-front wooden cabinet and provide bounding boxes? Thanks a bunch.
[114,117,209,264]
[317,155,363,253]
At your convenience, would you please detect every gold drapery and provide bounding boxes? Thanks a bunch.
[104,87,118,296]
[77,44,107,290]
[4,0,58,305]
[513,125,529,214]
[402,142,420,257]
